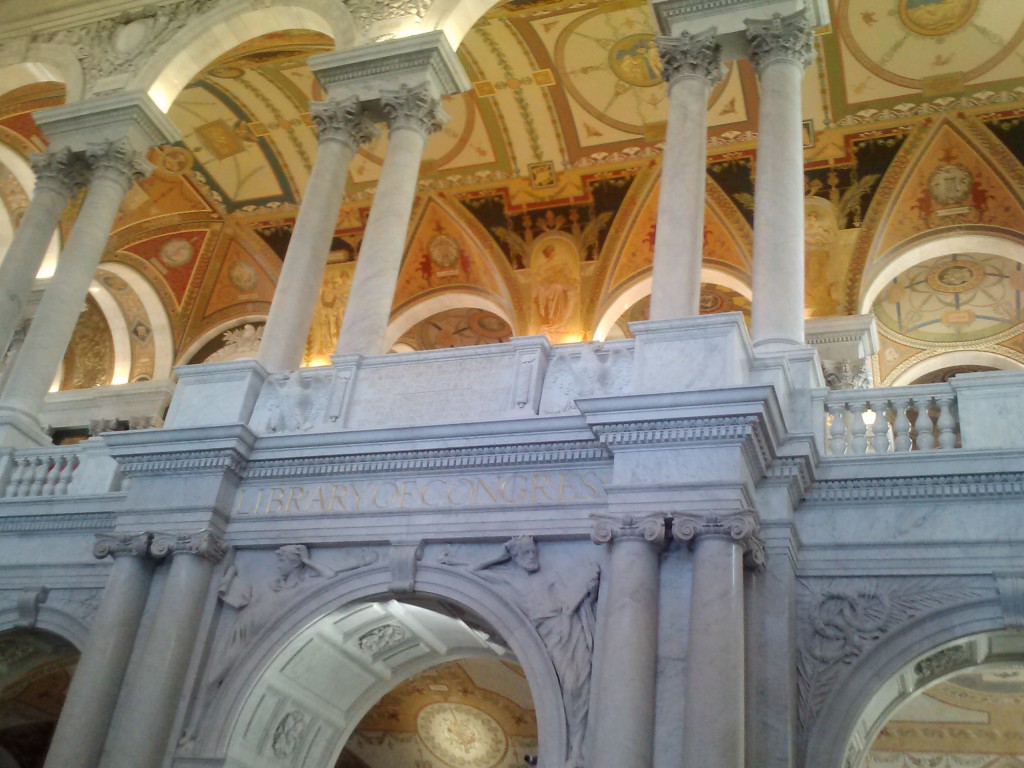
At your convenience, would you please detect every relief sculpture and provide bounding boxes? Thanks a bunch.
[440,536,600,768]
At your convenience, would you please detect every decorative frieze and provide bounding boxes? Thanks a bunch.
[656,28,724,84]
[381,82,448,137]
[310,97,379,148]
[745,10,817,73]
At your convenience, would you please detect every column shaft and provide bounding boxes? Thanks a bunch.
[335,84,445,355]
[0,148,82,359]
[651,31,722,320]
[101,533,225,768]
[0,142,141,418]
[590,515,664,768]
[681,536,745,768]
[44,536,153,768]
[258,99,375,372]
[748,12,816,349]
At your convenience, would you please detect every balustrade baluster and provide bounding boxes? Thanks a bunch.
[849,402,868,455]
[6,458,28,496]
[56,454,77,495]
[913,398,935,451]
[28,457,49,496]
[936,395,957,450]
[827,402,847,456]
[868,401,891,454]
[892,398,912,452]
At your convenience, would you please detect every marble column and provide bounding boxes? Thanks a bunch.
[0,139,149,426]
[101,531,226,768]
[746,11,816,349]
[258,97,377,372]
[673,512,765,768]
[0,147,86,360]
[590,513,666,768]
[651,29,723,320]
[44,534,154,768]
[334,83,447,355]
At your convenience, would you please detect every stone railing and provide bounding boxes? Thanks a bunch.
[3,446,82,497]
[824,384,959,456]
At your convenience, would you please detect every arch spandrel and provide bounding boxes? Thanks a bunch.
[200,546,578,768]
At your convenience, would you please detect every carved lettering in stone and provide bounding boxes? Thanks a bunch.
[359,623,408,656]
[796,577,993,741]
[441,536,599,768]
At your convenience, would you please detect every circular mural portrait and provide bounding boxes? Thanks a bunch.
[898,0,978,37]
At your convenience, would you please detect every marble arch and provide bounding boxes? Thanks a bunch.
[211,562,566,768]
[0,57,81,103]
[859,229,1024,314]
[384,290,516,350]
[135,0,356,113]
[890,349,1024,387]
[97,262,175,381]
[592,267,752,342]
[804,596,1008,768]
[178,315,269,365]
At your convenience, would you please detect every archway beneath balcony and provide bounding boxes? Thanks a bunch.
[213,562,566,768]
[803,595,1016,768]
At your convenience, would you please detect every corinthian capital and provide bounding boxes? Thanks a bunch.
[93,532,151,560]
[591,513,667,545]
[150,530,227,563]
[656,28,724,85]
[672,511,766,570]
[30,146,89,198]
[745,10,816,73]
[381,83,449,138]
[85,138,153,191]
[311,97,379,149]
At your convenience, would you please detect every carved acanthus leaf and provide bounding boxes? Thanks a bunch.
[796,577,994,742]
[381,83,448,137]
[344,0,432,38]
[745,10,816,72]
[29,147,89,197]
[656,28,724,84]
[311,97,379,148]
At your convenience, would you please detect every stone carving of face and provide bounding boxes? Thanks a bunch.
[509,537,540,572]
[276,546,305,577]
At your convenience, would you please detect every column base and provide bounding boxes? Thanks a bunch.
[0,407,50,448]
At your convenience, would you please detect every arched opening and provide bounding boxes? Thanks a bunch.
[843,630,1024,768]
[0,628,78,768]
[384,292,515,352]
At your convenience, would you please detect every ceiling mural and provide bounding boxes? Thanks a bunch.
[337,659,537,768]
[866,663,1024,767]
[0,0,1024,385]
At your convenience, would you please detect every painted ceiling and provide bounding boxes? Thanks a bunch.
[1,0,1024,387]
[866,663,1024,767]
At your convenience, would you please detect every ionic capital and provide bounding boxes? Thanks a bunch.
[30,146,89,198]
[85,138,153,192]
[656,28,724,85]
[745,10,816,73]
[672,511,766,570]
[591,513,667,546]
[311,97,379,149]
[93,532,151,560]
[150,530,227,563]
[381,83,449,138]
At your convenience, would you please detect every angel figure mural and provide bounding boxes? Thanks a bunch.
[441,535,600,768]
[531,241,580,336]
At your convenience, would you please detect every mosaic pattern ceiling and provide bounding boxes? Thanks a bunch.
[0,0,1023,385]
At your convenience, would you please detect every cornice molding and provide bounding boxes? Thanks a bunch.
[807,472,1024,504]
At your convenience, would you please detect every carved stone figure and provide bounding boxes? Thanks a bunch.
[262,371,330,433]
[442,536,599,768]
[540,344,632,414]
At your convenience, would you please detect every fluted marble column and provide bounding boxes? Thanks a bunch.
[101,531,226,768]
[334,83,447,355]
[44,534,154,768]
[651,29,723,320]
[746,11,816,349]
[258,98,377,372]
[0,139,149,427]
[590,513,666,768]
[0,147,86,359]
[674,512,765,768]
